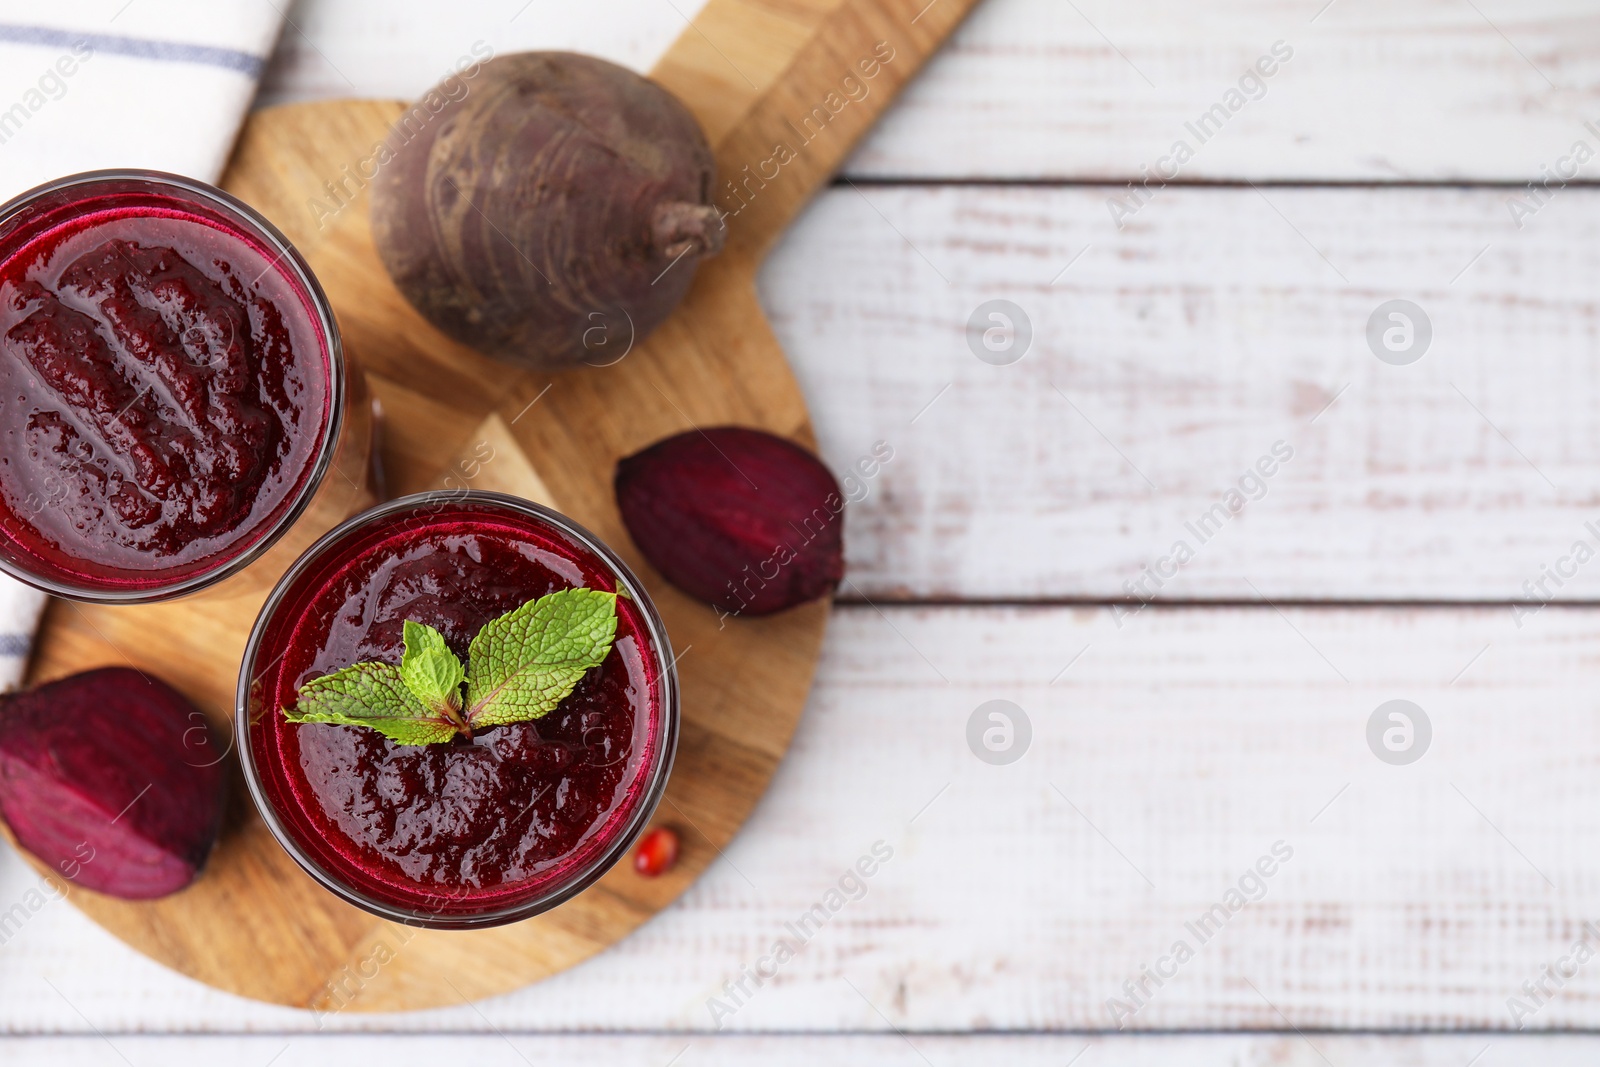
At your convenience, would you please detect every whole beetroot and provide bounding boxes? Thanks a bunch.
[0,667,226,900]
[615,427,845,616]
[371,52,725,370]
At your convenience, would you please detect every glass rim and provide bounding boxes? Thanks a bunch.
[234,489,682,930]
[0,168,347,604]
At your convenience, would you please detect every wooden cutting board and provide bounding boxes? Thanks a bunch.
[21,0,979,1011]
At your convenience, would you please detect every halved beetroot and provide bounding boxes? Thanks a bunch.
[614,427,845,616]
[0,667,226,900]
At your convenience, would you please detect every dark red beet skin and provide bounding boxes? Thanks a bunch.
[614,427,845,616]
[0,667,225,899]
[370,52,724,370]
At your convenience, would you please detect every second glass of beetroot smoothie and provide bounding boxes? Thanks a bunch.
[0,170,373,602]
[238,491,679,927]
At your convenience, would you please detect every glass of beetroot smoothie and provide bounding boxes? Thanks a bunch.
[238,491,679,927]
[0,170,373,602]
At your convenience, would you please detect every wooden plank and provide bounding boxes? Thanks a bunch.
[258,0,1600,181]
[8,605,1600,1031]
[763,183,1600,601]
[849,0,1600,181]
[0,1034,1587,1063]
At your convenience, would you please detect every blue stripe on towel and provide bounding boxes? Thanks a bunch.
[0,634,29,657]
[0,23,264,77]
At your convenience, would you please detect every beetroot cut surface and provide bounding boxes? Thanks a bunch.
[614,427,845,616]
[0,666,226,900]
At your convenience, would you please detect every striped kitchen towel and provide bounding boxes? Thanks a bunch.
[0,1,286,689]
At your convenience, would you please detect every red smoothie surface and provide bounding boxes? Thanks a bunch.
[246,500,668,919]
[0,188,331,590]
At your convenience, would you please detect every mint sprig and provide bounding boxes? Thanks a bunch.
[282,588,621,745]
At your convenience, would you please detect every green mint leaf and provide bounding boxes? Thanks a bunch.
[281,590,621,746]
[465,588,619,729]
[282,662,462,746]
[400,620,465,716]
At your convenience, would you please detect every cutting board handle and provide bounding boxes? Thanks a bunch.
[652,0,982,259]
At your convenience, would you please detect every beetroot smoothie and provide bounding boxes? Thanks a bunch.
[0,171,345,600]
[240,493,678,926]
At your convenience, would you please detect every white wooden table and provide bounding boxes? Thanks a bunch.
[7,0,1600,1062]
